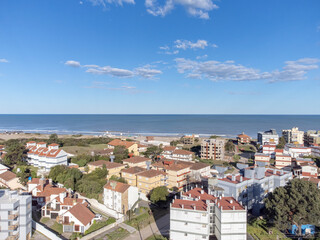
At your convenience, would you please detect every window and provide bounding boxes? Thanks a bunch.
[202,236,206,239]
[202,224,206,228]
[184,233,188,236]
[202,213,206,217]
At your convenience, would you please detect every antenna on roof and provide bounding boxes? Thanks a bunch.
[146,161,151,170]
[110,155,115,163]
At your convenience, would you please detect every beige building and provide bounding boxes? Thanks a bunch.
[0,170,24,190]
[282,127,304,145]
[181,135,195,145]
[87,160,125,179]
[107,139,139,156]
[275,154,292,169]
[122,156,152,168]
[254,153,271,166]
[121,166,145,186]
[136,169,167,195]
[200,138,225,160]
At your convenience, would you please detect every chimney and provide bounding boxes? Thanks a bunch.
[232,175,236,181]
[233,206,235,210]
[110,155,115,163]
[60,192,66,203]
[240,176,243,182]
[230,199,233,204]
[201,189,204,194]
[181,204,184,209]
[189,194,191,198]
[39,178,46,192]
[49,178,53,185]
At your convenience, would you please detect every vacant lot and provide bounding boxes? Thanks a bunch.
[62,144,107,155]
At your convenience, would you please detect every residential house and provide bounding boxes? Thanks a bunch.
[122,156,152,168]
[107,139,139,156]
[201,138,225,161]
[189,162,211,181]
[182,135,196,145]
[162,146,177,159]
[168,149,194,162]
[87,160,125,179]
[0,189,32,240]
[262,143,277,155]
[0,163,9,174]
[237,133,251,144]
[282,127,304,145]
[103,180,139,214]
[257,129,279,145]
[60,203,95,234]
[0,170,24,190]
[26,142,68,171]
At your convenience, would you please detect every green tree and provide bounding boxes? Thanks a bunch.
[143,146,163,160]
[109,175,128,183]
[48,133,59,144]
[16,166,31,185]
[209,135,218,139]
[225,140,235,152]
[113,146,129,163]
[276,136,286,149]
[265,179,320,236]
[150,186,169,203]
[3,139,27,166]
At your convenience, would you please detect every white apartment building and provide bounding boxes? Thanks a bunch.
[168,149,194,162]
[0,189,32,240]
[262,144,276,155]
[284,144,312,158]
[26,142,68,171]
[311,146,320,158]
[254,153,270,167]
[275,154,292,169]
[170,188,247,240]
[217,167,292,215]
[201,138,225,161]
[257,129,279,145]
[103,180,139,214]
[282,127,304,145]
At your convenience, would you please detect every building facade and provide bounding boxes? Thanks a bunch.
[0,190,32,240]
[201,139,225,161]
[282,127,304,145]
[257,129,279,145]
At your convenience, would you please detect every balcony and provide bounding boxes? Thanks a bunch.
[8,224,18,231]
[8,214,19,220]
[6,233,19,240]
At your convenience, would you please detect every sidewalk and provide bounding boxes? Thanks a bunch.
[123,213,170,240]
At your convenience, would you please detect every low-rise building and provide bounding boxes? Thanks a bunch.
[162,146,177,159]
[60,202,95,234]
[181,135,195,145]
[237,133,251,144]
[282,127,304,145]
[254,153,271,167]
[26,142,68,171]
[170,187,247,240]
[87,160,125,178]
[201,138,225,160]
[122,156,152,168]
[0,189,32,240]
[169,149,194,162]
[0,163,9,174]
[189,162,211,181]
[121,166,145,186]
[107,139,139,156]
[136,169,167,195]
[284,144,312,158]
[0,170,24,190]
[262,143,277,155]
[275,154,292,169]
[257,129,279,145]
[217,167,292,215]
[103,180,139,214]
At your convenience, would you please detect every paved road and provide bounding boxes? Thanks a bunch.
[124,213,170,240]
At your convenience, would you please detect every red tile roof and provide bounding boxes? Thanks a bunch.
[219,175,250,184]
[217,197,244,211]
[0,171,17,181]
[136,169,166,178]
[182,188,216,202]
[123,156,151,164]
[171,199,207,211]
[67,203,95,226]
[88,160,124,169]
[172,149,193,155]
[121,166,145,174]
[104,180,130,193]
[163,146,176,152]
[108,139,135,148]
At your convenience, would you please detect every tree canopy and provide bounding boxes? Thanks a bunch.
[265,179,320,235]
[113,146,129,163]
[109,175,128,184]
[276,136,286,149]
[143,146,163,160]
[3,139,27,166]
[149,186,169,203]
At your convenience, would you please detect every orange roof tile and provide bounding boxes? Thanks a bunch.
[67,203,95,226]
[104,180,130,193]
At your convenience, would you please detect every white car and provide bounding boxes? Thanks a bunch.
[94,214,102,220]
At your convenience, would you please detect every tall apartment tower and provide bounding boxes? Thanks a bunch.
[0,189,32,240]
[201,138,225,160]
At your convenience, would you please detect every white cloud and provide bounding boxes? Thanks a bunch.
[145,0,218,19]
[174,39,208,50]
[66,60,162,79]
[88,0,135,7]
[175,57,319,82]
[65,60,81,67]
[0,58,9,63]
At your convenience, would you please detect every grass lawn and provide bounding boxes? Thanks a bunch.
[238,144,257,153]
[125,207,154,229]
[84,218,116,235]
[248,218,290,240]
[197,158,230,166]
[51,222,63,235]
[40,217,50,224]
[62,144,107,155]
[103,227,130,240]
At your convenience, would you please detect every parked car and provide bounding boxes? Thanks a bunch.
[94,214,102,220]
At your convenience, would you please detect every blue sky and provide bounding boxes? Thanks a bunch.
[0,0,319,114]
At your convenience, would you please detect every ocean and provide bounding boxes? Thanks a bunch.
[0,114,319,138]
